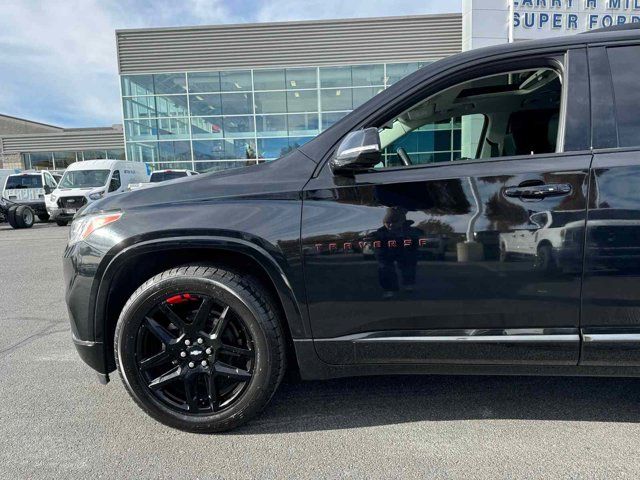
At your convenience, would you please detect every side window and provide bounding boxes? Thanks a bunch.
[109,170,121,192]
[607,45,640,148]
[377,68,563,169]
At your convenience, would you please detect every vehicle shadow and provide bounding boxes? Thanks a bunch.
[236,374,640,434]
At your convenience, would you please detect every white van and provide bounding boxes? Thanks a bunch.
[48,160,149,226]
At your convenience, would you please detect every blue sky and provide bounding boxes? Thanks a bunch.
[0,0,461,128]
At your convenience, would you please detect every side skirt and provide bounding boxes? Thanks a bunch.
[313,328,580,366]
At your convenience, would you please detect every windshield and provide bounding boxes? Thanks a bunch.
[59,170,110,188]
[150,171,188,182]
[5,175,42,189]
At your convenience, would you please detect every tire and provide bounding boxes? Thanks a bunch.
[15,206,34,229]
[536,244,555,272]
[7,206,18,228]
[56,219,69,226]
[499,245,509,263]
[38,213,50,222]
[115,265,287,433]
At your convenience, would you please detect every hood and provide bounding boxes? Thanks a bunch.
[83,150,317,215]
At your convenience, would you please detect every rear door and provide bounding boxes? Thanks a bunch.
[581,43,640,366]
[302,49,593,366]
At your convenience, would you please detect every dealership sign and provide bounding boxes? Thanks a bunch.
[511,0,640,40]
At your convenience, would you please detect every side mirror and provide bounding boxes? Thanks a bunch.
[330,128,381,174]
[43,185,52,194]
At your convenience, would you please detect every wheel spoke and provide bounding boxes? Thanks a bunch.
[183,372,200,413]
[220,344,254,359]
[148,365,181,390]
[213,361,252,382]
[192,298,214,333]
[212,306,230,339]
[144,316,175,346]
[139,349,172,370]
[158,303,187,331]
[206,373,219,411]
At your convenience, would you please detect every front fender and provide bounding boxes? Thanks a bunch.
[93,235,310,345]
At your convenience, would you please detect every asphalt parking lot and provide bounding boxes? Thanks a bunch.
[1,223,640,479]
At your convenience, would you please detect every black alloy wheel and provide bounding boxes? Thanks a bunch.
[137,293,255,414]
[115,265,286,432]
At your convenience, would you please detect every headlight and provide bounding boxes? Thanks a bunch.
[68,212,122,245]
[89,191,105,201]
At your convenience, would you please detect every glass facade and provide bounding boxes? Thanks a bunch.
[21,149,126,171]
[121,62,453,173]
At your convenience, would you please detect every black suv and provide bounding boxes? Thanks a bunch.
[65,25,640,432]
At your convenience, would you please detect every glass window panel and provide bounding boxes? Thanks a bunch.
[155,95,189,117]
[220,70,252,91]
[189,94,222,116]
[352,87,383,108]
[223,116,255,138]
[254,69,285,90]
[82,150,107,160]
[52,151,77,169]
[288,113,319,136]
[106,149,126,160]
[255,91,286,114]
[352,64,384,86]
[453,130,462,150]
[320,66,352,88]
[386,62,427,85]
[121,75,154,96]
[152,161,194,171]
[193,140,226,160]
[27,152,53,170]
[123,96,156,119]
[285,68,317,89]
[188,71,221,93]
[126,142,158,163]
[321,111,349,130]
[258,138,290,159]
[125,119,158,141]
[156,117,191,139]
[256,115,287,136]
[224,138,256,160]
[153,73,187,94]
[287,136,315,150]
[321,88,352,111]
[158,141,192,163]
[287,90,317,113]
[190,116,223,139]
[221,92,252,115]
[194,161,253,173]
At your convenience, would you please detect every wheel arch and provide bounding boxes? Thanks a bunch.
[95,236,309,373]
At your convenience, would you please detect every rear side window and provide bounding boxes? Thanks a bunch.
[5,175,42,189]
[607,45,640,148]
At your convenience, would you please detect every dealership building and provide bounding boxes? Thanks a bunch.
[3,0,639,172]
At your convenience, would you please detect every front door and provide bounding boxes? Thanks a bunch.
[302,50,592,366]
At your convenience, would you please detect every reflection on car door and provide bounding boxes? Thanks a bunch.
[301,49,592,367]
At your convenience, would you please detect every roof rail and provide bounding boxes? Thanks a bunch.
[582,23,640,34]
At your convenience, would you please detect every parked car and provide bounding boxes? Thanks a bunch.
[65,24,640,432]
[499,210,585,270]
[1,170,58,222]
[48,159,149,226]
[128,169,199,191]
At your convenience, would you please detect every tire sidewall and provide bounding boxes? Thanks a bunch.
[116,273,276,431]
